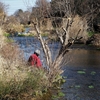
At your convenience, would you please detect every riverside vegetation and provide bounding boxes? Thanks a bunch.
[0,0,99,99]
[0,28,65,100]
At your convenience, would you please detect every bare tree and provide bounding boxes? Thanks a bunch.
[14,9,24,24]
[35,0,50,18]
[0,1,8,26]
[30,0,50,22]
[30,0,88,84]
[14,9,31,25]
[74,0,100,31]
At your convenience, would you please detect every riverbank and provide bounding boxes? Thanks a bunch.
[0,29,65,100]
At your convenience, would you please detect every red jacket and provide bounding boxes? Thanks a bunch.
[28,54,42,68]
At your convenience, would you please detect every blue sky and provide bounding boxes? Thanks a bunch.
[3,0,36,15]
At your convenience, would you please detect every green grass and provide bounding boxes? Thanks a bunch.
[18,34,26,37]
[41,33,49,37]
[88,31,95,37]
[5,38,14,43]
[3,33,10,37]
[28,34,34,37]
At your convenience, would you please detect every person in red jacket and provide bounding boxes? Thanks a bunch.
[28,49,42,68]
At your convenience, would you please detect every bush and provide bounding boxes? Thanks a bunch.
[0,68,49,100]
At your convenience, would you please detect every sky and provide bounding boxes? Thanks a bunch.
[3,0,36,15]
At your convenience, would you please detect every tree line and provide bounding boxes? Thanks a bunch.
[0,0,100,34]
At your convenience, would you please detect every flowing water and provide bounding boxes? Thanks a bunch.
[13,37,100,100]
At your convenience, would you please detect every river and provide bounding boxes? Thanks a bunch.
[12,37,100,100]
[62,47,100,100]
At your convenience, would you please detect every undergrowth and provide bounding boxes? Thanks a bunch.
[0,67,65,100]
[0,28,65,100]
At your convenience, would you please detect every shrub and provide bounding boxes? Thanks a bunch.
[0,67,49,100]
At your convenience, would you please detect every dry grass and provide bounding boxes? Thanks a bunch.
[0,28,62,100]
[70,15,88,39]
[0,28,26,81]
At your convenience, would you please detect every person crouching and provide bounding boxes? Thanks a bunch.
[28,49,42,68]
